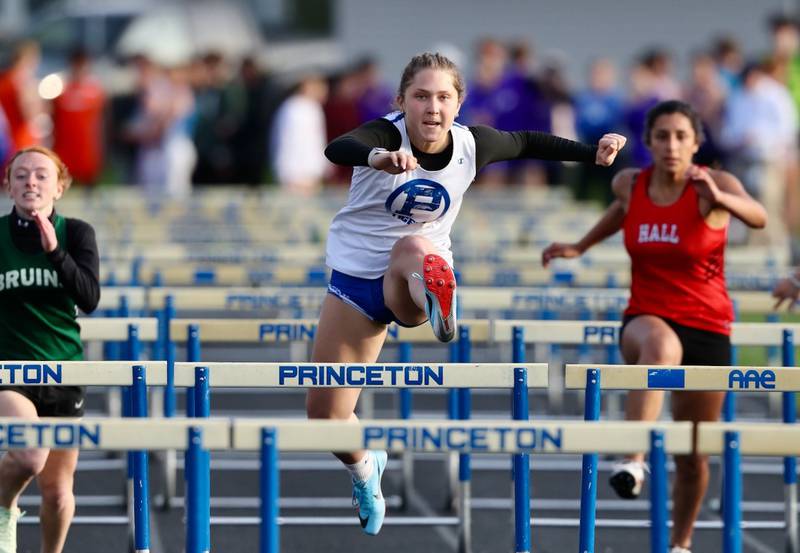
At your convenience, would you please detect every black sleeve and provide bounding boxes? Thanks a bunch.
[47,218,100,314]
[469,125,598,173]
[324,118,403,166]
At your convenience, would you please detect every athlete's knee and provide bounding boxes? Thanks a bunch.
[39,479,74,512]
[674,454,708,482]
[3,450,47,479]
[639,335,681,364]
[389,236,432,261]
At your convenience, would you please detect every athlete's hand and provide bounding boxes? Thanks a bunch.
[541,242,582,267]
[31,210,58,253]
[596,133,627,166]
[772,277,800,311]
[687,165,722,203]
[370,150,418,174]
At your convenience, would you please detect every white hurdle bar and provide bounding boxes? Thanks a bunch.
[0,416,227,553]
[567,364,800,553]
[108,285,784,316]
[174,362,547,553]
[233,419,692,553]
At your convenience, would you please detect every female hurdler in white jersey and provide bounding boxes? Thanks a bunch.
[309,52,626,536]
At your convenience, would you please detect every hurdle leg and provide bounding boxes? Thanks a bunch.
[783,330,798,553]
[722,431,742,553]
[260,428,279,553]
[132,365,151,553]
[445,341,459,512]
[649,430,668,553]
[512,365,530,553]
[398,342,414,512]
[579,369,601,553]
[186,427,204,553]
[457,388,472,553]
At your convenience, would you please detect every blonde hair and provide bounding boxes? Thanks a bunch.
[3,146,73,191]
[397,52,467,102]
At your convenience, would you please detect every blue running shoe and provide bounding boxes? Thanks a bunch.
[352,450,388,535]
[412,254,457,342]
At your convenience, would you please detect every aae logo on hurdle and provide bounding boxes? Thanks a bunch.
[0,364,61,385]
[728,369,776,390]
[363,424,563,452]
[278,364,444,386]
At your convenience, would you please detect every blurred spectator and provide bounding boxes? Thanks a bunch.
[495,40,554,186]
[229,56,284,186]
[0,106,11,167]
[461,38,509,185]
[461,38,507,128]
[539,54,577,185]
[354,56,394,124]
[271,73,330,195]
[323,66,363,185]
[712,35,744,93]
[192,52,244,184]
[768,13,800,107]
[623,60,661,166]
[720,61,798,247]
[0,41,45,150]
[574,58,624,201]
[641,48,683,100]
[163,64,197,198]
[124,55,196,198]
[51,49,106,186]
[685,51,726,167]
[766,14,800,251]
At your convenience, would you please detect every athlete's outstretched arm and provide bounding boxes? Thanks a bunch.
[689,166,767,229]
[541,169,633,267]
[470,125,626,173]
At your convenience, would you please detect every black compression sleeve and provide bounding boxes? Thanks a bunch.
[470,125,598,173]
[324,118,402,166]
[47,218,100,314]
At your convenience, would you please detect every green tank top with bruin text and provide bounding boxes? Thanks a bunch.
[0,214,82,361]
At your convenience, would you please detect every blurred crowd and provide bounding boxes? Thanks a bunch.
[0,14,799,249]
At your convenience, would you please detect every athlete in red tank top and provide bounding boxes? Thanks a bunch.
[624,166,733,335]
[542,100,766,552]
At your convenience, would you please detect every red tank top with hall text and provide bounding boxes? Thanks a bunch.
[623,167,733,335]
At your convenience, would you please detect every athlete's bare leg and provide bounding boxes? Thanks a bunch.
[670,390,725,549]
[0,392,48,508]
[306,295,387,464]
[37,449,79,553]
[619,315,683,464]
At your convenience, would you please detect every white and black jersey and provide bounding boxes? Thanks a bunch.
[324,112,597,279]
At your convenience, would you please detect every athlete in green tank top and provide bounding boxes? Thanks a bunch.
[0,146,100,553]
[0,212,82,362]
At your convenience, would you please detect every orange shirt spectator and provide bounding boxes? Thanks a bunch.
[0,42,42,150]
[52,51,106,185]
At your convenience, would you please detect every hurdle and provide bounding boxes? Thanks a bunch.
[0,416,228,553]
[698,421,800,553]
[172,361,546,553]
[163,319,493,508]
[566,361,800,553]
[0,360,167,547]
[231,418,692,553]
